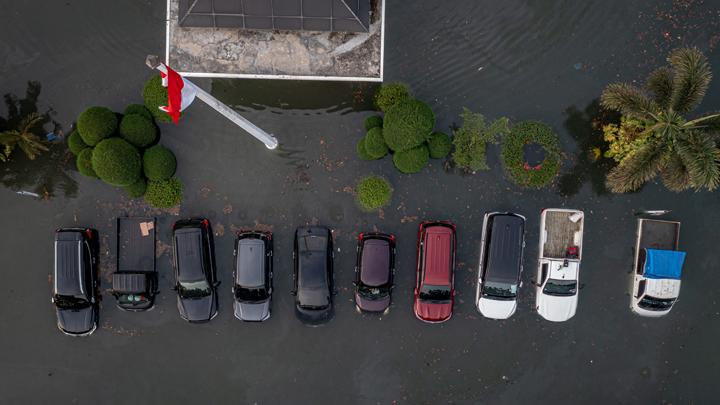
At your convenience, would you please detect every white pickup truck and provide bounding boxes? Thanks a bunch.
[535,208,584,322]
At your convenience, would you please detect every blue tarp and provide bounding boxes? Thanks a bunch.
[644,249,686,280]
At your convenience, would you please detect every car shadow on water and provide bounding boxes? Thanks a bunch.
[0,81,78,199]
[557,99,619,197]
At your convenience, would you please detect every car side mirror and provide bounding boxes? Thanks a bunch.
[290,290,296,296]
[579,283,586,290]
[214,281,221,287]
[50,297,55,304]
[530,279,538,286]
[519,281,524,288]
[413,288,418,296]
[171,286,178,291]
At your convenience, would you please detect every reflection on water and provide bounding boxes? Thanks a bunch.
[0,81,77,199]
[557,100,618,197]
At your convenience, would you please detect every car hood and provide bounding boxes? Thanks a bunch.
[295,303,333,326]
[414,299,452,323]
[234,299,271,322]
[355,293,391,313]
[178,294,216,322]
[537,293,577,322]
[56,306,96,335]
[477,297,517,320]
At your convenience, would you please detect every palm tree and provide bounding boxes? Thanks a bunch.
[0,112,49,161]
[600,47,720,193]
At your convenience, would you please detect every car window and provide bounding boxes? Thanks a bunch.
[83,242,92,297]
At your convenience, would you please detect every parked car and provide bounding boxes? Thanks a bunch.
[111,217,158,311]
[293,226,334,325]
[233,231,273,322]
[172,218,219,322]
[51,227,99,336]
[535,209,584,322]
[475,212,525,320]
[354,232,396,314]
[413,221,456,323]
[630,217,685,317]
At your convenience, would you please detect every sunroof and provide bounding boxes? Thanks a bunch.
[178,0,371,32]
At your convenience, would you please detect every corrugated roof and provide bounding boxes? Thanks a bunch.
[422,225,453,286]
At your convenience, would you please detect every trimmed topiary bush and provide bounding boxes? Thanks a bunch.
[143,144,177,181]
[119,114,157,148]
[501,121,562,189]
[356,176,393,211]
[364,115,383,130]
[67,130,89,155]
[123,104,154,121]
[364,127,389,159]
[393,144,430,174]
[356,136,375,161]
[374,83,411,112]
[124,177,147,198]
[143,75,172,123]
[452,109,510,172]
[77,106,118,146]
[145,177,183,208]
[91,138,142,186]
[428,131,452,159]
[383,99,435,152]
[76,148,97,178]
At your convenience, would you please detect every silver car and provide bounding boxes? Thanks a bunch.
[232,231,273,322]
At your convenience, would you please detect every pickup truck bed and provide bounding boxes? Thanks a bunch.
[542,209,583,259]
[637,219,680,252]
[112,217,157,310]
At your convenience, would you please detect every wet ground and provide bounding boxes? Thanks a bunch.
[2,0,720,404]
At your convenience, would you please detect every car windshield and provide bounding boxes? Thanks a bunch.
[235,286,269,302]
[117,294,149,305]
[179,280,211,299]
[54,295,90,309]
[542,279,577,297]
[638,295,675,311]
[482,281,517,300]
[418,284,451,302]
[358,282,390,299]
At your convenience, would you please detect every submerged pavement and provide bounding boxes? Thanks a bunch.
[1,0,720,404]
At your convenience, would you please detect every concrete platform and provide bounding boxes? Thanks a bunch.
[165,0,384,81]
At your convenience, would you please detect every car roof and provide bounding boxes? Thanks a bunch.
[299,250,328,288]
[360,238,390,286]
[54,234,84,296]
[485,214,524,282]
[422,225,454,285]
[174,228,205,281]
[236,238,266,287]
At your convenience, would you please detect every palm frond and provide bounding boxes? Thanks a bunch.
[600,83,656,120]
[668,47,712,114]
[606,140,668,193]
[0,131,20,147]
[675,132,720,191]
[659,153,692,191]
[646,67,675,109]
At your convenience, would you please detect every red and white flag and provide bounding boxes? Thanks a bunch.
[158,64,197,124]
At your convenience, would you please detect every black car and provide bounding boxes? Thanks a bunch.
[51,228,99,336]
[172,218,219,322]
[293,226,334,325]
[233,231,273,322]
[354,232,395,314]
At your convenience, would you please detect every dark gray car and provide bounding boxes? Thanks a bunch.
[233,231,273,322]
[293,226,334,325]
[172,218,219,323]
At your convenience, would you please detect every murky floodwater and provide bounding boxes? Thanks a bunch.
[1,0,720,403]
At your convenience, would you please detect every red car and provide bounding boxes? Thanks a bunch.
[413,221,456,323]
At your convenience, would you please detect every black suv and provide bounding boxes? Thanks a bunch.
[172,218,219,322]
[293,226,334,325]
[52,228,99,336]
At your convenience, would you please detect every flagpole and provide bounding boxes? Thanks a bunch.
[145,55,279,150]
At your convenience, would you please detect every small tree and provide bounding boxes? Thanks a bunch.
[452,108,509,172]
[374,83,411,112]
[0,112,48,161]
[356,176,393,210]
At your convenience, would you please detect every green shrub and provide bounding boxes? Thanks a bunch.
[364,115,383,130]
[67,130,89,155]
[143,75,173,123]
[356,136,375,161]
[374,83,411,112]
[428,131,452,159]
[383,99,435,152]
[119,114,157,148]
[364,127,389,159]
[452,108,510,172]
[143,144,177,181]
[77,106,118,146]
[123,104,154,121]
[501,121,562,189]
[145,177,183,208]
[393,144,430,174]
[76,148,97,178]
[124,177,147,198]
[91,138,142,186]
[356,176,393,210]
